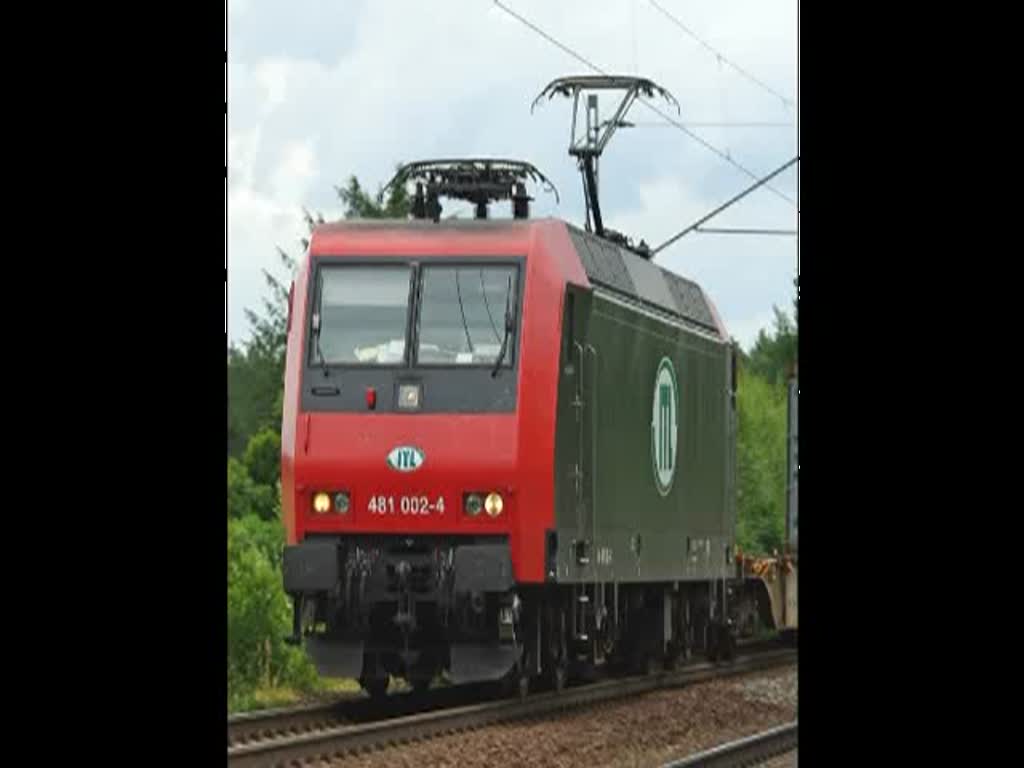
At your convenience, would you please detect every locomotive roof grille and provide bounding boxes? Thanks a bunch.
[567,224,719,335]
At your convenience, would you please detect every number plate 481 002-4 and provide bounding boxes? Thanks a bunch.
[367,495,446,516]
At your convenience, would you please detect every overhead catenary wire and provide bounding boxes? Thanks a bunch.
[630,121,793,128]
[652,155,798,255]
[491,0,794,206]
[648,0,794,109]
[695,227,797,236]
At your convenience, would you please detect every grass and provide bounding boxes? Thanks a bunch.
[229,675,453,714]
[229,677,362,714]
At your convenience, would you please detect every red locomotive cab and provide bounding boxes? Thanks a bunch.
[278,215,585,692]
[289,250,523,541]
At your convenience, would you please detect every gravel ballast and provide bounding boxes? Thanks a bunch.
[327,664,797,767]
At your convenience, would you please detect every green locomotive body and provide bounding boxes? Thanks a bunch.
[552,226,736,588]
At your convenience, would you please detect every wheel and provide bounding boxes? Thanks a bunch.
[547,635,569,692]
[360,675,388,699]
[515,669,530,700]
[545,606,569,692]
[706,622,733,663]
[629,646,657,675]
[551,658,568,692]
[721,630,736,662]
[502,662,530,700]
[665,640,689,670]
[707,625,720,663]
[410,677,431,695]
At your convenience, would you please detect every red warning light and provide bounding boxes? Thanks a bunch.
[366,387,377,410]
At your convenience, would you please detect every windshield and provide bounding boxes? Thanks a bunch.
[416,265,518,366]
[311,265,411,365]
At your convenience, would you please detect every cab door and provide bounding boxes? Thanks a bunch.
[556,284,594,578]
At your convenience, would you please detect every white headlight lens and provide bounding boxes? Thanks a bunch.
[485,492,504,517]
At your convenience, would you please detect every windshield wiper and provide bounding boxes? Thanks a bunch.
[455,269,474,354]
[480,269,502,343]
[491,276,514,378]
[312,313,330,378]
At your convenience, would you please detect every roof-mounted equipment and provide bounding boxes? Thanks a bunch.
[384,158,559,222]
[532,75,678,249]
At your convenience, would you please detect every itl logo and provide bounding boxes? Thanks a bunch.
[387,445,425,472]
[650,357,679,496]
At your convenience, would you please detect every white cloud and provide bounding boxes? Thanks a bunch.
[227,137,320,339]
[270,140,317,202]
[227,0,797,345]
[227,127,261,189]
[253,58,291,112]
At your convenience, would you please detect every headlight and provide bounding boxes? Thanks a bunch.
[312,492,331,514]
[465,493,483,516]
[485,492,504,517]
[334,492,350,514]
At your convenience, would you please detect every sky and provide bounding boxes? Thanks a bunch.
[227,0,798,351]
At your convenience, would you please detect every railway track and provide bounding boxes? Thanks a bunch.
[227,683,492,746]
[228,698,358,746]
[662,722,798,767]
[227,646,796,768]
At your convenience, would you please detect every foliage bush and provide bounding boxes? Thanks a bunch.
[736,370,788,555]
[227,457,277,522]
[243,428,282,488]
[227,505,318,711]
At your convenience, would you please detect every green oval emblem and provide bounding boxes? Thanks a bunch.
[651,357,679,496]
[387,445,425,472]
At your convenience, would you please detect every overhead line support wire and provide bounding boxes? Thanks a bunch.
[695,227,797,236]
[652,156,799,255]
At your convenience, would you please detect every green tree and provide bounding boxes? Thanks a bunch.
[746,307,794,383]
[227,456,277,521]
[735,370,788,554]
[227,247,297,456]
[229,506,286,569]
[243,428,282,488]
[335,170,410,219]
[745,289,798,385]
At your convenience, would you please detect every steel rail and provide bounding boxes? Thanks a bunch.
[228,698,358,746]
[228,648,796,768]
[660,721,798,767]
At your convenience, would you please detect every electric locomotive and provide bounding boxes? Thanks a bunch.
[280,78,786,698]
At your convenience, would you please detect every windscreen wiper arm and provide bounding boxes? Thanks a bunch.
[491,276,514,378]
[312,314,330,378]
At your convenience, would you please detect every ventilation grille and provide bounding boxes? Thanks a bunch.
[566,225,720,335]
